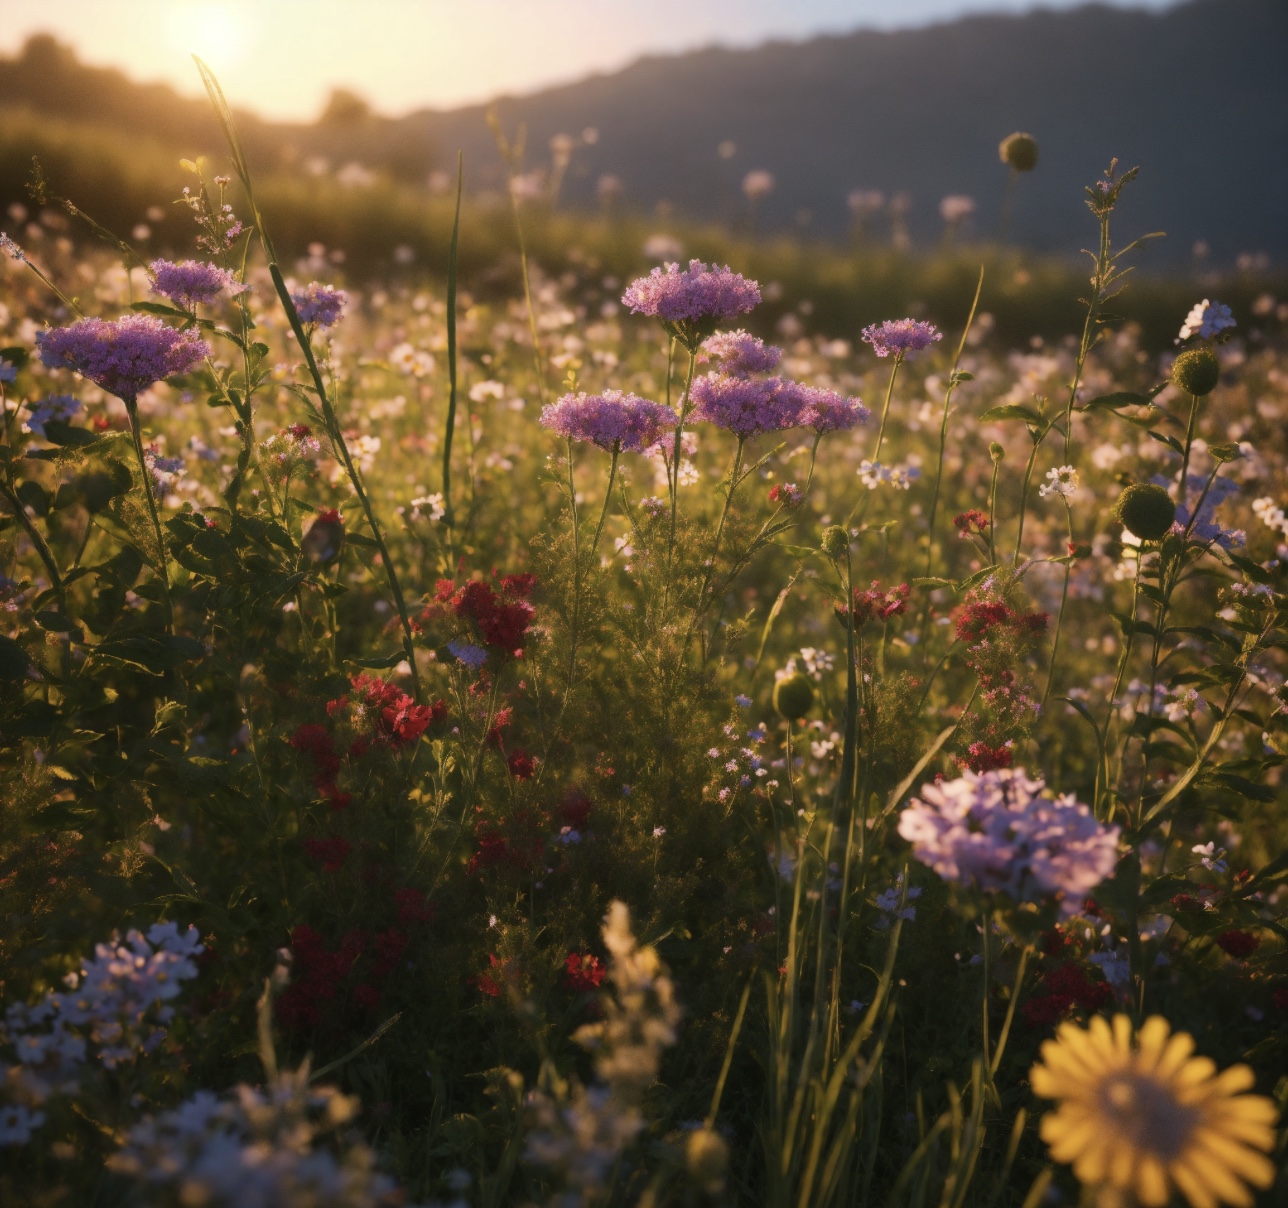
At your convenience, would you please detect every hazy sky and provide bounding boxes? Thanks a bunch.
[0,0,1180,120]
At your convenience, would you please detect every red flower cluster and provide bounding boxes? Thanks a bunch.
[768,482,803,508]
[836,580,910,628]
[467,806,550,876]
[418,573,538,657]
[563,952,606,993]
[955,597,1048,647]
[964,740,1013,774]
[472,953,515,999]
[303,835,352,873]
[953,509,990,540]
[288,723,350,808]
[1215,929,1260,959]
[507,748,536,780]
[1022,961,1112,1028]
[349,674,446,746]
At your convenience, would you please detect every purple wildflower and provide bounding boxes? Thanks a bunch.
[37,314,210,401]
[0,231,26,262]
[149,260,244,310]
[790,385,869,433]
[699,329,781,376]
[622,260,760,350]
[897,768,1119,914]
[690,374,802,440]
[290,282,347,328]
[539,390,677,453]
[861,319,942,361]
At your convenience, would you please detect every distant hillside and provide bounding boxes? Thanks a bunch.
[1,0,1285,263]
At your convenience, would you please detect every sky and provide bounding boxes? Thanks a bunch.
[0,0,1180,121]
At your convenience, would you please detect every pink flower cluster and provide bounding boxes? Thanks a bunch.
[792,384,870,433]
[150,259,244,310]
[861,318,942,360]
[691,376,866,440]
[622,260,760,325]
[539,390,677,453]
[898,769,1119,914]
[37,314,210,401]
[699,330,782,376]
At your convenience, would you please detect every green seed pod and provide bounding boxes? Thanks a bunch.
[773,672,814,721]
[999,132,1039,173]
[989,441,1005,463]
[1114,483,1176,541]
[821,524,849,560]
[1171,347,1220,396]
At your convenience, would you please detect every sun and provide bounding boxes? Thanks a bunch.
[166,2,255,72]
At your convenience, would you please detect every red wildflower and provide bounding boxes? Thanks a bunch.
[965,741,1013,773]
[953,509,990,539]
[1170,893,1205,914]
[1022,961,1111,1028]
[1215,930,1259,959]
[837,580,910,628]
[558,788,594,831]
[563,952,607,993]
[290,723,341,781]
[486,707,514,746]
[316,508,342,525]
[287,423,312,439]
[507,748,536,780]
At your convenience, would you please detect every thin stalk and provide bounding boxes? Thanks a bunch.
[986,458,1001,565]
[667,349,698,562]
[698,437,745,612]
[1064,208,1111,459]
[925,267,985,576]
[125,397,173,632]
[1011,434,1043,565]
[0,481,65,614]
[871,353,904,466]
[834,547,858,813]
[1177,391,1200,495]
[441,152,464,555]
[1041,498,1075,708]
[589,445,620,562]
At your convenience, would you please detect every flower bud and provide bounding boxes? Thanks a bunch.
[1114,482,1176,541]
[999,132,1039,172]
[685,1127,728,1195]
[989,441,1005,463]
[773,672,814,721]
[1171,347,1220,396]
[820,524,849,560]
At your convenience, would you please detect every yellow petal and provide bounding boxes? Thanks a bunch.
[1111,1013,1134,1057]
[1184,1149,1254,1206]
[1191,1134,1277,1190]
[1156,1031,1197,1079]
[1137,1156,1171,1207]
[1136,1016,1172,1072]
[1171,1160,1218,1208]
[1207,1064,1255,1096]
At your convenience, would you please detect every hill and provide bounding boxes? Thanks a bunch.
[0,0,1284,264]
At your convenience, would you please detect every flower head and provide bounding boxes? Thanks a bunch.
[1040,465,1080,499]
[861,318,942,360]
[539,390,676,453]
[1031,1014,1278,1208]
[1178,299,1236,343]
[699,329,781,376]
[622,259,760,349]
[22,395,81,438]
[37,314,209,401]
[792,385,868,433]
[290,281,347,328]
[898,768,1119,913]
[690,374,801,440]
[149,259,245,310]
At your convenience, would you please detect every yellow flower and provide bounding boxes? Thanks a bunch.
[1031,1014,1279,1208]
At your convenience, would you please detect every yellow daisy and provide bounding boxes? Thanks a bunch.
[1030,1014,1279,1208]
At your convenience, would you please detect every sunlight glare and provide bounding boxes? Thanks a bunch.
[166,2,255,72]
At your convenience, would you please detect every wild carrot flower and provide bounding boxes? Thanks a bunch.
[290,282,347,328]
[699,329,781,376]
[1178,299,1236,343]
[1030,1014,1278,1208]
[36,314,209,401]
[149,259,245,310]
[689,374,800,439]
[898,769,1119,914]
[622,259,760,350]
[539,390,676,452]
[861,318,942,360]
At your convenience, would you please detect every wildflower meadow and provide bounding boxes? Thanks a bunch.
[2,59,1288,1208]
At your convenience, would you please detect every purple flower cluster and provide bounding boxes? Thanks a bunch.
[690,375,799,441]
[622,260,760,346]
[149,259,245,310]
[37,314,210,401]
[290,282,347,328]
[897,769,1119,914]
[691,376,866,440]
[861,318,942,360]
[793,385,870,433]
[539,390,677,453]
[700,330,781,376]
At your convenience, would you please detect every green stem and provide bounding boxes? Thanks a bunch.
[442,152,464,554]
[1011,435,1043,565]
[589,446,620,562]
[125,396,173,632]
[1042,500,1075,708]
[0,481,65,614]
[870,353,903,467]
[987,458,1001,566]
[1177,391,1200,496]
[1064,210,1111,459]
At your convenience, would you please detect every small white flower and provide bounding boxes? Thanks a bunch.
[1039,465,1079,499]
[1177,298,1235,342]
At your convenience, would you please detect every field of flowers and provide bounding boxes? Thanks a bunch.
[2,70,1287,1208]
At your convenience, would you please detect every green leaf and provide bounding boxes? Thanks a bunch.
[349,651,404,669]
[979,404,1040,424]
[1081,391,1152,412]
[955,565,998,594]
[1148,430,1185,454]
[131,300,194,320]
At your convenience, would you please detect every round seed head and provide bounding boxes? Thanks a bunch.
[773,672,815,721]
[1114,483,1176,541]
[821,524,849,560]
[1171,347,1220,396]
[999,132,1039,172]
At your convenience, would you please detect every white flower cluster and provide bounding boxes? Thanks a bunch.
[109,1065,414,1208]
[898,769,1120,915]
[524,901,721,1206]
[1039,464,1079,500]
[1252,497,1288,539]
[859,459,920,490]
[1,923,203,1145]
[785,646,835,682]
